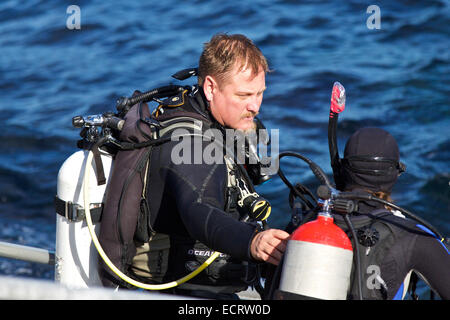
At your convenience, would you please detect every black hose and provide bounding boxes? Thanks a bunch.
[328,112,344,190]
[131,85,185,105]
[279,151,332,189]
[277,153,316,210]
[116,85,185,115]
[328,112,339,167]
[343,214,363,300]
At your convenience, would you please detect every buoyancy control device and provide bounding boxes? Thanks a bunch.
[54,68,273,290]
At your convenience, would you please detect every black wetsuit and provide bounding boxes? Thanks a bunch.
[333,198,450,300]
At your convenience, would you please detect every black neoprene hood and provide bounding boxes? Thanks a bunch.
[342,127,403,193]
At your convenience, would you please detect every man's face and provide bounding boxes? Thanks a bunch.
[204,65,266,132]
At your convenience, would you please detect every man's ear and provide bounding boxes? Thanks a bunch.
[202,75,217,102]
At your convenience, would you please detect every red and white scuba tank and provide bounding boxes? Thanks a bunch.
[279,212,353,300]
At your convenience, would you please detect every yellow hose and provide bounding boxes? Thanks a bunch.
[83,150,220,290]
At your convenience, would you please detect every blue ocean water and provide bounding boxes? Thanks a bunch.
[0,0,448,297]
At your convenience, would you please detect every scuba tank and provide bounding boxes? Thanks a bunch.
[54,113,120,288]
[55,150,113,288]
[278,193,353,300]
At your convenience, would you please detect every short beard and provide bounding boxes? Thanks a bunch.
[237,112,258,134]
[236,121,257,135]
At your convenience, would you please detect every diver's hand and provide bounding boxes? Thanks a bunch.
[250,229,289,265]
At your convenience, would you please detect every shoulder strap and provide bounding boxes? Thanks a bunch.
[157,117,204,138]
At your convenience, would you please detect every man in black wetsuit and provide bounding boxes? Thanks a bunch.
[334,127,449,300]
[99,33,289,298]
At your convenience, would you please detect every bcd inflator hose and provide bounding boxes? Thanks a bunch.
[116,85,186,114]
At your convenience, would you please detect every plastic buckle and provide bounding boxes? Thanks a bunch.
[65,201,85,222]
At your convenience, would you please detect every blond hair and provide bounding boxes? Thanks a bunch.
[198,33,269,87]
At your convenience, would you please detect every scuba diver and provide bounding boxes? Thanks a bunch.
[269,126,449,300]
[332,127,450,300]
[98,33,289,299]
[261,81,449,300]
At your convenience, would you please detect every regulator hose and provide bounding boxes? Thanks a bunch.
[83,149,221,290]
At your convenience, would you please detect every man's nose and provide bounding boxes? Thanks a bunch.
[247,97,260,114]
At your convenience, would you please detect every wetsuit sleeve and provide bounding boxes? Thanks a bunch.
[160,140,258,262]
[410,231,450,299]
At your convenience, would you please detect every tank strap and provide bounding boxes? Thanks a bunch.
[54,195,103,223]
[91,145,106,186]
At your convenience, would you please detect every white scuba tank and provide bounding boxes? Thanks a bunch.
[55,150,113,288]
